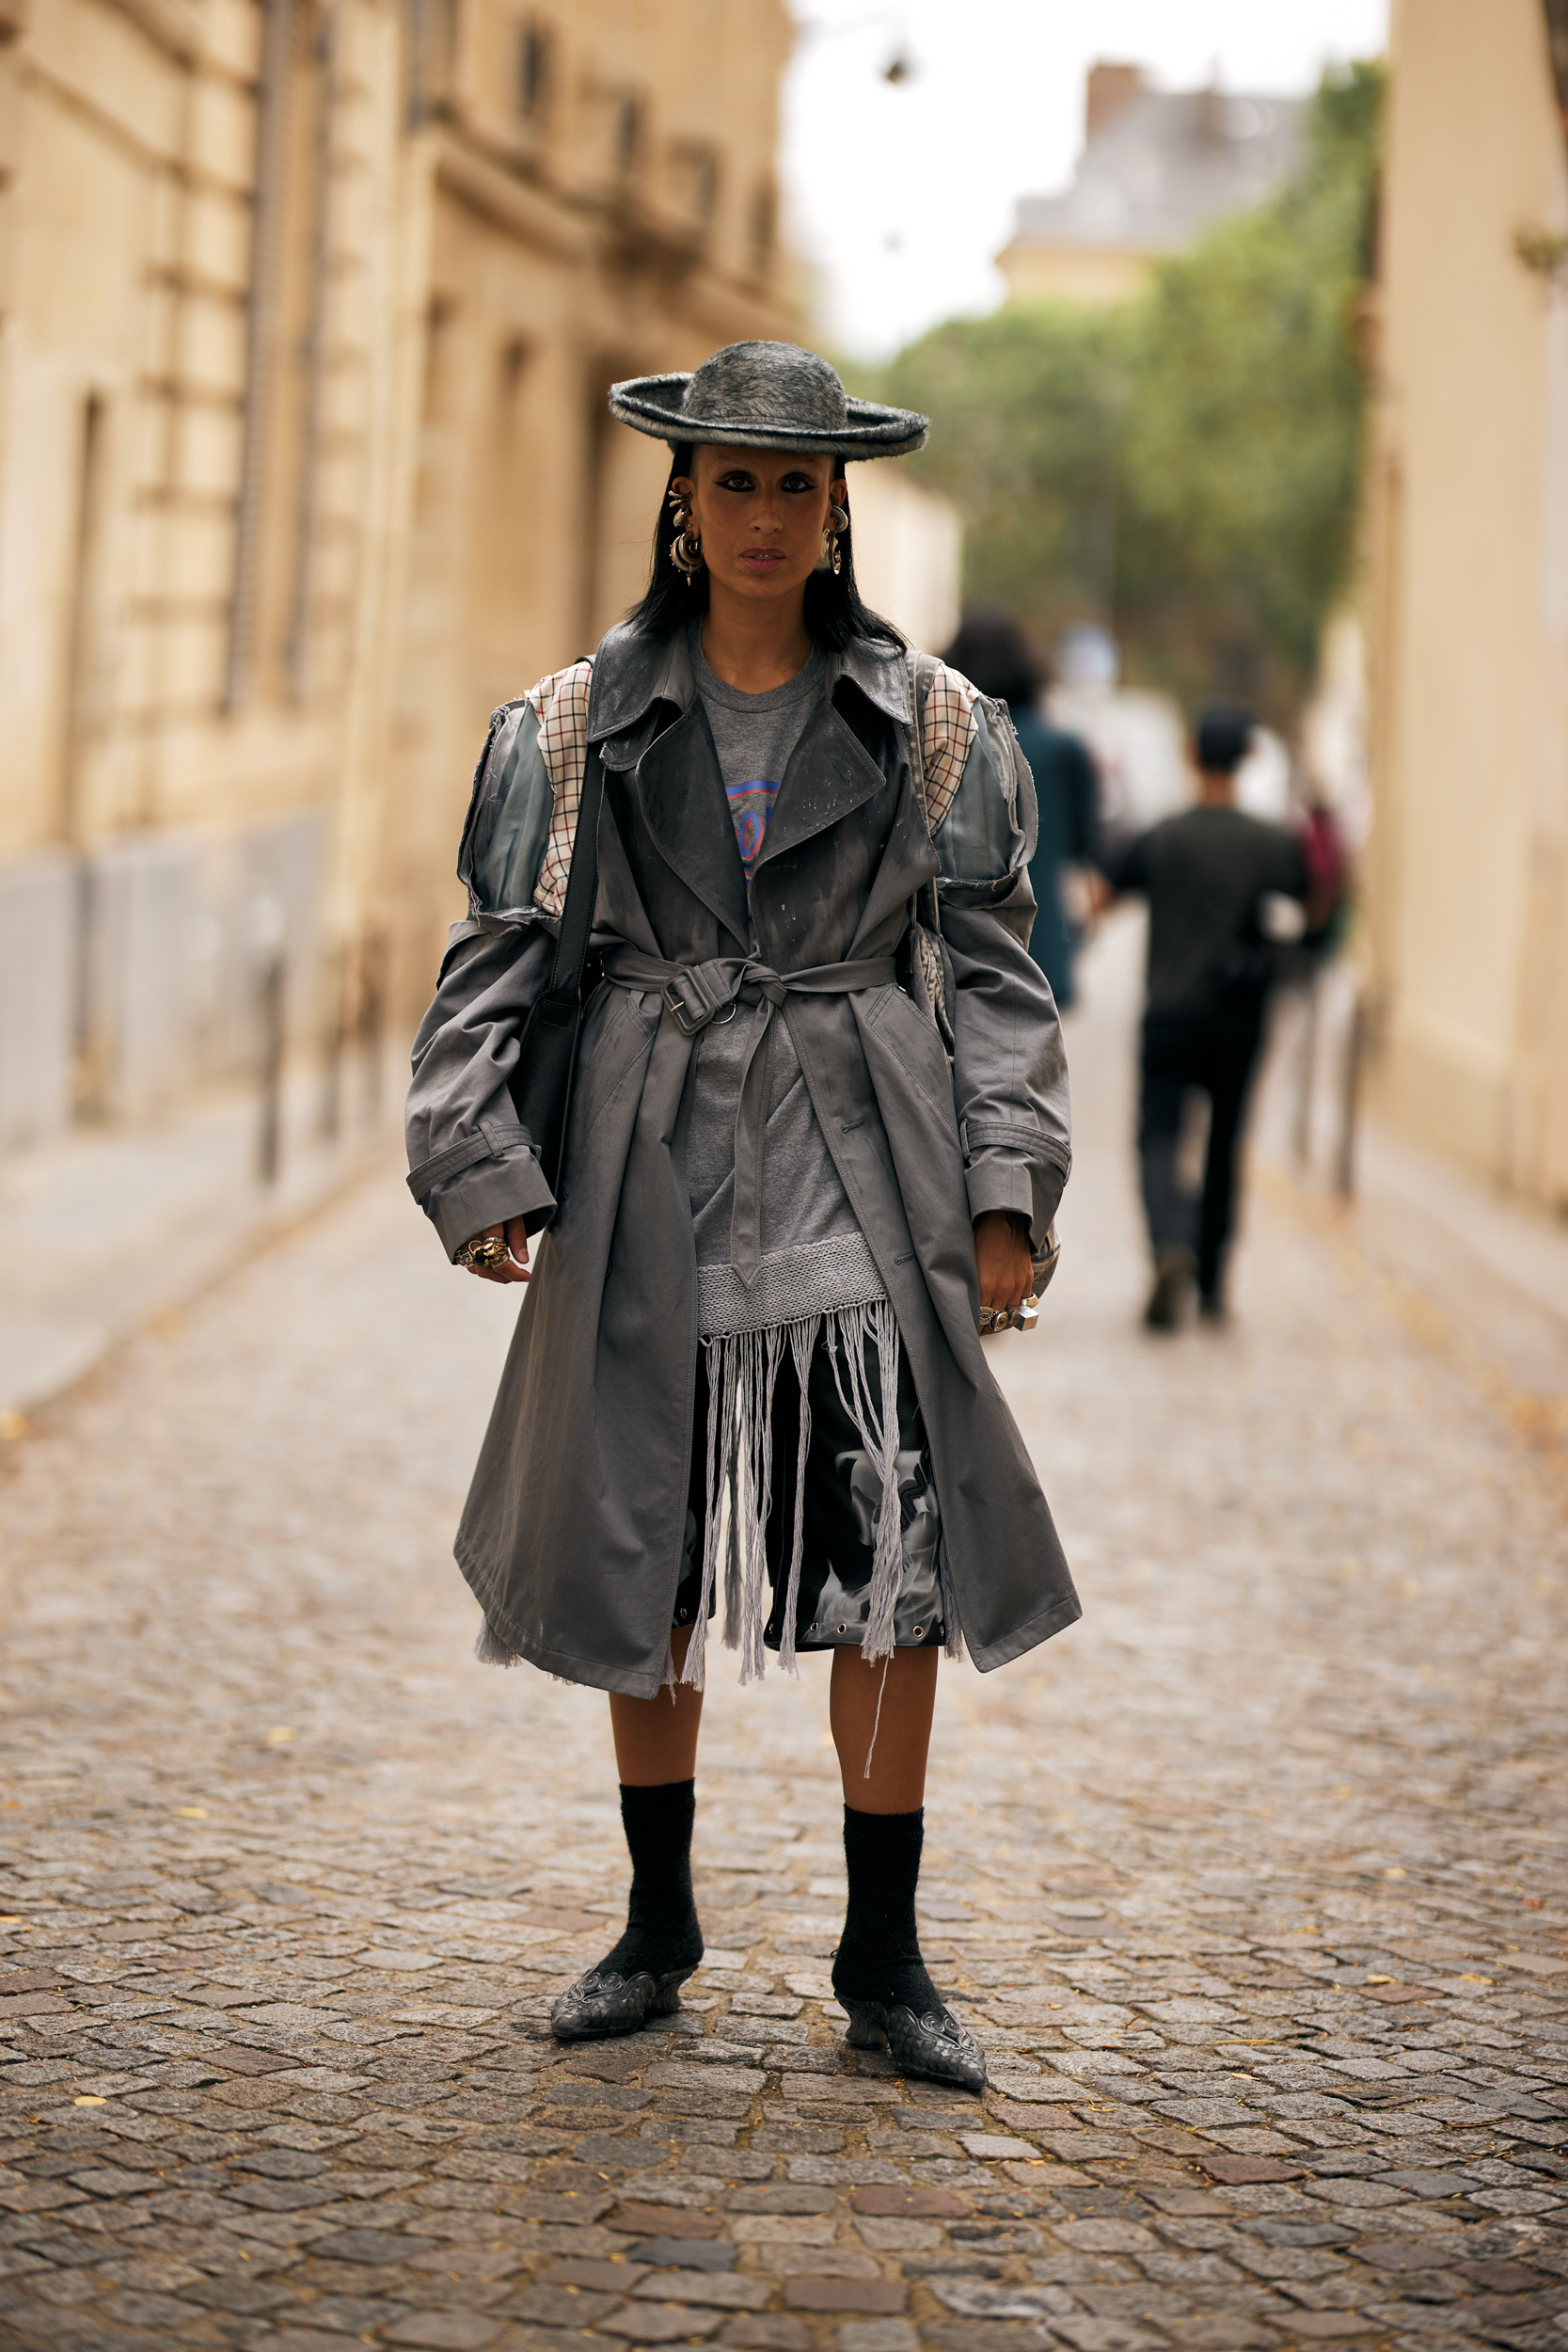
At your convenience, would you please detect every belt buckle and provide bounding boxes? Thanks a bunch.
[662,977,705,1036]
[662,969,732,1036]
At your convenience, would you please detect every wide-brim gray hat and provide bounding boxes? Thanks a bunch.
[609,340,927,460]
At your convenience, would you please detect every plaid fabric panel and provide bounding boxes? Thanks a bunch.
[908,655,978,835]
[531,658,594,918]
[528,650,972,914]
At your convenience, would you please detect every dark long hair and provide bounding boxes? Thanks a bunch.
[624,443,905,652]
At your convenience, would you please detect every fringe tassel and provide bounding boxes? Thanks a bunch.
[775,1318,816,1677]
[717,1318,800,1688]
[862,1656,891,1780]
[678,1334,726,1692]
[474,1615,522,1666]
[683,1300,913,1691]
[938,1534,963,1661]
[825,1298,905,1667]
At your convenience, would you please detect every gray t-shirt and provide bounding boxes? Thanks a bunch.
[681,624,885,1336]
[691,625,825,891]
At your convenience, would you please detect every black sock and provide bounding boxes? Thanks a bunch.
[599,1780,704,1979]
[831,1804,940,2015]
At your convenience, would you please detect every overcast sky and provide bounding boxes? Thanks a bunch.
[780,0,1390,362]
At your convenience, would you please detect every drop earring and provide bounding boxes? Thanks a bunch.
[825,503,847,577]
[667,489,704,579]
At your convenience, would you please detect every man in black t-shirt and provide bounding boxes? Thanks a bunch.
[1104,706,1308,1328]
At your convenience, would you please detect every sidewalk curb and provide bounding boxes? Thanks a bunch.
[0,1071,407,1425]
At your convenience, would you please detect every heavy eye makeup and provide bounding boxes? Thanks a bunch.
[713,468,824,496]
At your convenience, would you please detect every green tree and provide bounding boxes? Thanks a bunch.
[1119,63,1384,714]
[878,63,1384,722]
[883,304,1132,648]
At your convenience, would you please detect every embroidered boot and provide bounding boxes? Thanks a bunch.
[550,1779,705,2041]
[831,1804,985,2092]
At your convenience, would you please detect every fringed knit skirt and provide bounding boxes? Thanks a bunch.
[670,1295,958,1691]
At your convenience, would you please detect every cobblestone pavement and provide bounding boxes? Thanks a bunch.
[0,921,1564,2352]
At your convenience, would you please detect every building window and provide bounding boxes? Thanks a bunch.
[671,138,719,223]
[518,17,553,123]
[751,180,776,276]
[615,88,643,172]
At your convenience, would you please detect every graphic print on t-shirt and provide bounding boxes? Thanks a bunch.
[726,778,782,882]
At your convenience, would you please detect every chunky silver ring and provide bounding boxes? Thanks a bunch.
[979,1296,1038,1336]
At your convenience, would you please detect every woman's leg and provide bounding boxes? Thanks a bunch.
[829,1645,936,1808]
[551,1630,706,2041]
[826,1645,982,2086]
[610,1628,704,1783]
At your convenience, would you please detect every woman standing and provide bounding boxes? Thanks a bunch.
[405,343,1079,2092]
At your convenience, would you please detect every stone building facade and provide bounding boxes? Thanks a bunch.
[0,0,795,1148]
[1362,0,1568,1208]
[996,61,1305,310]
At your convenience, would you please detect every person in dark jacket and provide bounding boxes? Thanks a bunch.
[1104,704,1307,1329]
[942,607,1099,1008]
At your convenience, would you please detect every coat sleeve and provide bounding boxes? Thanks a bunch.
[926,687,1071,1242]
[931,689,1072,1241]
[942,908,1071,1242]
[404,697,562,1259]
[405,921,557,1258]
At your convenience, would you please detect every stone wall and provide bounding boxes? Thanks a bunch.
[0,0,797,1147]
[1363,0,1568,1209]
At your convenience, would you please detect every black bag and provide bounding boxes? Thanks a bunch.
[507,741,605,1220]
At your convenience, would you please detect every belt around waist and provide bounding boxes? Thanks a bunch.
[603,946,896,1285]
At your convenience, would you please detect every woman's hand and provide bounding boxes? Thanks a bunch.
[460,1219,532,1283]
[974,1210,1033,1314]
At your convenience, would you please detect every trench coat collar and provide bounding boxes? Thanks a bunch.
[826,635,913,734]
[586,618,914,749]
[586,620,913,944]
[588,621,694,750]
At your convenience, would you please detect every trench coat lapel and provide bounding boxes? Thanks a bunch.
[754,700,890,873]
[632,700,751,951]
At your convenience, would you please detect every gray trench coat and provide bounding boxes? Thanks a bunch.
[405,621,1081,1697]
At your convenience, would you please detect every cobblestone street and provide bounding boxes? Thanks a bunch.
[0,919,1564,2352]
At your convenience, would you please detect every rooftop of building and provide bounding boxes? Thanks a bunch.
[1007,61,1308,258]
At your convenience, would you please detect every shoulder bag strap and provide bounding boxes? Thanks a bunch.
[904,649,934,837]
[904,649,945,938]
[541,741,605,1006]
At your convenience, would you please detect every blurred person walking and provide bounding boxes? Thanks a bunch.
[943,606,1100,1009]
[1102,704,1308,1329]
[405,343,1079,2092]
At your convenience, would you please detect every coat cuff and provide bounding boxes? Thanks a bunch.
[965,1149,1067,1247]
[427,1147,556,1260]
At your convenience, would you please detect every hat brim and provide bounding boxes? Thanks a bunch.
[608,373,927,459]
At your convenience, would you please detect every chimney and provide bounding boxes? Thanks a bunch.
[1085,61,1148,145]
[1196,72,1227,148]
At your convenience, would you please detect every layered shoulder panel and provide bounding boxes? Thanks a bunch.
[531,659,594,919]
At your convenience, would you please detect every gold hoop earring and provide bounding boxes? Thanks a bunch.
[667,490,704,579]
[825,503,847,577]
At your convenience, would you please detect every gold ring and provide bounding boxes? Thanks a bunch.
[457,1234,510,1270]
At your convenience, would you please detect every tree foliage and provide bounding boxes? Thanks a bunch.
[880,64,1384,722]
[880,304,1132,648]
